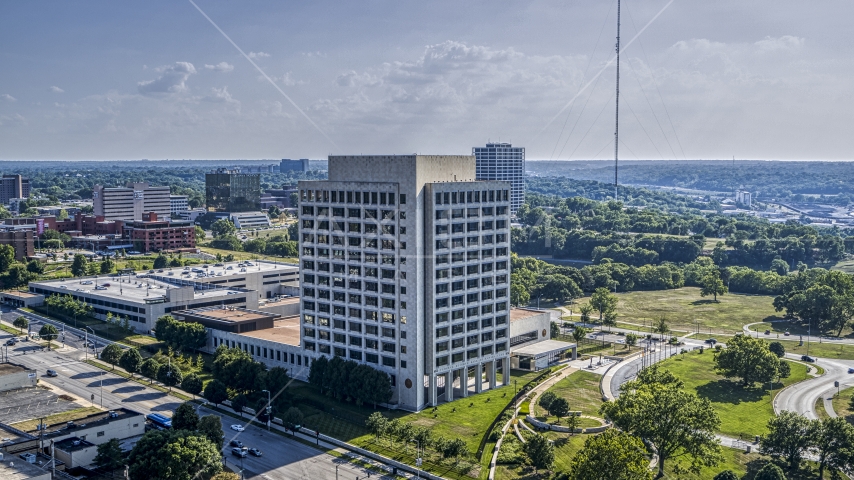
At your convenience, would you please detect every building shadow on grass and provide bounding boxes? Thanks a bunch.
[695,379,768,404]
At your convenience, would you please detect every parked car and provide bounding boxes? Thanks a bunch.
[801,355,816,363]
[231,447,247,458]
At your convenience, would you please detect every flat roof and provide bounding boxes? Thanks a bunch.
[512,339,576,357]
[31,276,240,303]
[510,308,548,322]
[0,363,29,375]
[177,307,278,324]
[40,408,143,436]
[154,260,297,278]
[0,457,51,480]
[259,296,300,307]
[55,436,95,452]
[238,315,301,346]
[2,291,39,299]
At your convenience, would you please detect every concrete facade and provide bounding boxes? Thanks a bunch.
[473,143,525,214]
[298,155,511,411]
[93,182,171,221]
[508,308,551,349]
[0,364,37,392]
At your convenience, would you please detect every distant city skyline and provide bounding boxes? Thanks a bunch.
[2,1,854,161]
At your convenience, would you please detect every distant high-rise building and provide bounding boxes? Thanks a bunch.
[473,143,525,214]
[205,169,261,213]
[736,190,752,207]
[93,182,171,221]
[298,155,512,411]
[280,158,310,172]
[0,174,30,205]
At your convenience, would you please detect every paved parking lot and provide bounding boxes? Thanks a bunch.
[0,385,83,425]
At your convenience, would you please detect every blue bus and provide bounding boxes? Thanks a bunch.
[146,413,172,430]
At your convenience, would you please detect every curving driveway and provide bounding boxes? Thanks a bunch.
[774,355,854,419]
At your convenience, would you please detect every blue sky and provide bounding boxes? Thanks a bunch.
[1,0,853,160]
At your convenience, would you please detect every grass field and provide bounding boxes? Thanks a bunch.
[571,287,782,336]
[664,449,822,480]
[287,369,542,480]
[11,406,103,432]
[197,246,297,264]
[831,386,854,424]
[533,371,603,426]
[831,259,854,275]
[657,350,809,438]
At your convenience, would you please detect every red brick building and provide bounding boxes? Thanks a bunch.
[122,212,195,253]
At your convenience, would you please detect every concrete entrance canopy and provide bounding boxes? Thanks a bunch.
[510,339,577,371]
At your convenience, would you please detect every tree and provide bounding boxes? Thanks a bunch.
[510,282,531,306]
[579,304,593,323]
[211,218,236,238]
[700,270,728,302]
[572,326,590,344]
[100,344,123,370]
[181,373,203,398]
[712,471,739,480]
[157,363,183,391]
[127,429,222,480]
[71,253,88,276]
[769,341,786,358]
[715,334,782,387]
[811,416,854,479]
[198,415,224,451]
[100,257,115,274]
[754,463,788,480]
[283,407,304,432]
[771,258,790,276]
[653,317,670,341]
[760,411,813,470]
[231,393,248,418]
[567,429,652,480]
[550,397,570,420]
[538,391,557,413]
[26,259,44,274]
[778,361,791,380]
[625,333,638,351]
[0,245,14,273]
[39,324,58,350]
[140,358,161,384]
[12,316,28,333]
[204,379,228,407]
[119,348,143,378]
[194,225,206,241]
[590,287,618,321]
[172,402,199,431]
[93,438,125,471]
[153,254,168,269]
[601,366,722,477]
[523,433,555,473]
[550,321,560,339]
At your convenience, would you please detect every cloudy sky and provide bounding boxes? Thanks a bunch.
[1,0,853,161]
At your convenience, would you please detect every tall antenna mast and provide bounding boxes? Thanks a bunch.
[614,0,621,202]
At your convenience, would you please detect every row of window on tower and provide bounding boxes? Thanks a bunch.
[302,206,403,221]
[301,189,406,206]
[434,189,509,205]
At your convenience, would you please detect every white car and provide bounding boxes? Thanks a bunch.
[230,424,245,432]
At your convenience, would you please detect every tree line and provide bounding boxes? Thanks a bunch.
[308,355,393,408]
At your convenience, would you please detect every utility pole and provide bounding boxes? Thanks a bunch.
[614,0,621,202]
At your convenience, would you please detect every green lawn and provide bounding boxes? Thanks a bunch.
[572,287,782,336]
[197,246,297,264]
[533,370,603,426]
[494,433,587,480]
[664,448,822,480]
[831,259,854,275]
[657,350,809,438]
[831,386,854,424]
[287,369,542,480]
[11,406,103,432]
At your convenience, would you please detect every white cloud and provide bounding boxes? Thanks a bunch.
[137,62,197,95]
[755,35,805,53]
[301,51,326,58]
[248,51,270,59]
[205,62,234,73]
[202,86,240,105]
[50,86,64,93]
[1,94,15,102]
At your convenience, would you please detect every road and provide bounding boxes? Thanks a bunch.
[774,355,854,420]
[0,331,384,480]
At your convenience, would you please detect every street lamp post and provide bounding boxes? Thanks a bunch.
[411,439,422,479]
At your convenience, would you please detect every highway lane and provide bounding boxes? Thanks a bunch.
[8,347,380,480]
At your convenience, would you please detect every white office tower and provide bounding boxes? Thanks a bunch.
[473,143,525,215]
[298,155,512,411]
[93,182,171,221]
